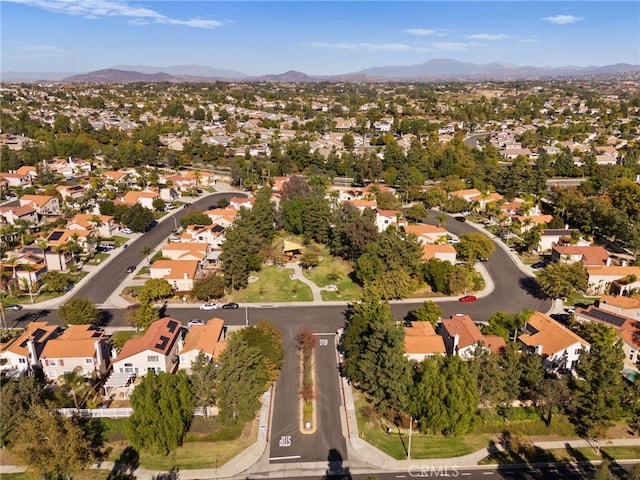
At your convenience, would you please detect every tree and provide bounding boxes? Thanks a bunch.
[126,371,194,455]
[468,346,507,407]
[375,190,402,210]
[456,232,495,264]
[180,211,212,228]
[405,204,429,222]
[0,375,47,447]
[152,197,166,211]
[409,301,443,328]
[536,261,588,299]
[141,245,152,265]
[140,278,174,302]
[189,352,218,418]
[129,299,159,331]
[40,271,69,292]
[191,272,226,300]
[215,333,269,425]
[122,203,154,232]
[237,320,285,383]
[58,298,100,326]
[412,356,478,436]
[11,404,96,480]
[572,341,626,442]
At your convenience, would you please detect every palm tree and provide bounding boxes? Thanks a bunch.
[437,213,447,228]
[141,245,152,265]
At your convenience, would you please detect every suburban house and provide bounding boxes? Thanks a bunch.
[345,198,377,212]
[421,244,457,263]
[39,324,112,380]
[598,294,640,321]
[178,318,227,373]
[160,242,210,263]
[56,184,87,201]
[511,215,554,232]
[448,188,481,203]
[112,317,183,375]
[470,191,504,211]
[403,224,449,244]
[46,228,95,253]
[0,322,60,377]
[229,196,255,210]
[586,266,640,296]
[439,315,506,359]
[149,259,200,292]
[67,213,117,238]
[574,305,640,365]
[181,224,226,247]
[535,229,589,253]
[375,209,406,232]
[518,311,590,371]
[0,173,32,188]
[0,205,38,225]
[19,194,60,216]
[204,208,237,228]
[551,245,611,267]
[122,190,159,209]
[403,321,447,361]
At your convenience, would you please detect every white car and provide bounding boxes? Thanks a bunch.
[122,227,133,234]
[188,319,205,328]
[200,303,218,310]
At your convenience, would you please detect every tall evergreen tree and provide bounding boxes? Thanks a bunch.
[126,371,194,454]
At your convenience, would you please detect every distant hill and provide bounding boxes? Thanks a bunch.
[354,58,640,80]
[3,59,639,83]
[112,64,247,78]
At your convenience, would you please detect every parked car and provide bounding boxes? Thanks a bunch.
[62,283,74,292]
[459,295,477,303]
[126,265,136,273]
[531,261,547,269]
[183,203,191,208]
[448,237,460,244]
[200,303,218,310]
[188,319,205,327]
[566,307,576,315]
[5,304,22,311]
[121,227,133,234]
[222,303,239,309]
[455,216,467,222]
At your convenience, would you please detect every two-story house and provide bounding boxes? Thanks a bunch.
[403,321,447,361]
[0,322,59,377]
[149,259,200,292]
[518,311,590,371]
[19,194,60,216]
[112,317,183,375]
[178,318,227,373]
[40,324,112,380]
[440,315,506,359]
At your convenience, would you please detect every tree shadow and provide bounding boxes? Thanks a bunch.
[518,276,546,299]
[323,448,351,480]
[106,446,140,480]
[564,442,590,463]
[99,309,113,327]
[601,449,628,479]
[152,467,179,480]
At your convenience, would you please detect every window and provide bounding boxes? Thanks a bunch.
[85,358,93,364]
[147,355,159,362]
[18,358,27,364]
[49,359,57,366]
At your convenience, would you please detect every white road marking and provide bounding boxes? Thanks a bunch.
[269,455,302,461]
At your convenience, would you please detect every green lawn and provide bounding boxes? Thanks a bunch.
[232,266,313,303]
[481,445,640,465]
[304,246,361,301]
[85,253,109,265]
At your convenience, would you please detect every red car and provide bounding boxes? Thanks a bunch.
[459,295,477,302]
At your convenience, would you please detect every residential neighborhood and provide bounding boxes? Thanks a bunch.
[1,75,640,479]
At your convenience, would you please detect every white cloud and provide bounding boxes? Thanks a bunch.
[541,14,585,25]
[6,0,225,29]
[403,28,436,36]
[306,42,433,53]
[430,42,474,52]
[465,33,510,41]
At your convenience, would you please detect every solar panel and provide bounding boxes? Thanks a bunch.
[167,320,178,333]
[48,231,64,241]
[155,335,169,350]
[582,307,626,328]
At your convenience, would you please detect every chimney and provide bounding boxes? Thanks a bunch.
[535,344,543,355]
[453,333,460,354]
[111,347,118,359]
[26,338,38,365]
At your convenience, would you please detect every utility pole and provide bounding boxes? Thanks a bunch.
[407,415,413,460]
[245,304,249,326]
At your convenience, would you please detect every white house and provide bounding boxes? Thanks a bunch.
[586,266,640,296]
[0,322,59,377]
[39,324,111,380]
[149,259,200,292]
[518,311,590,371]
[112,317,183,375]
[440,315,506,359]
[178,318,227,373]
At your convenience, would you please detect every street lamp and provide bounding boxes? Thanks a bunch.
[407,415,413,459]
[245,304,249,326]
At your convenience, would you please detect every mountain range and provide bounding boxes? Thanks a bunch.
[2,58,639,83]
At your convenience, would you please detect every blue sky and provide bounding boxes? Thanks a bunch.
[1,1,639,75]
